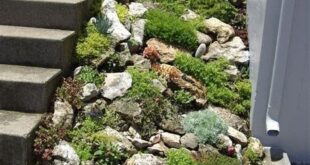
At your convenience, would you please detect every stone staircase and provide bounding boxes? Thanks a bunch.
[0,0,92,164]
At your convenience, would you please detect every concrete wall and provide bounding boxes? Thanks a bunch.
[249,0,310,163]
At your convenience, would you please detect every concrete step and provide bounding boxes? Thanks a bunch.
[0,0,90,31]
[263,147,291,165]
[0,64,61,113]
[0,110,42,165]
[0,25,75,73]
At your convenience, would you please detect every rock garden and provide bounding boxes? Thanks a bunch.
[33,0,265,164]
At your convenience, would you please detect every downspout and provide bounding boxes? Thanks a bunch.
[265,0,295,136]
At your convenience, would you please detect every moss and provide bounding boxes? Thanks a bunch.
[173,89,195,106]
[75,66,105,87]
[244,148,261,165]
[175,52,251,116]
[182,110,228,144]
[76,23,110,62]
[197,152,240,165]
[116,3,129,24]
[145,9,198,51]
[166,148,196,165]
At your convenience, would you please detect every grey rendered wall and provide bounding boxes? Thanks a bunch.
[249,0,310,163]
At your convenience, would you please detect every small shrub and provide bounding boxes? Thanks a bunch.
[56,78,82,109]
[89,0,103,17]
[244,148,261,164]
[69,118,128,164]
[33,114,68,162]
[197,152,240,165]
[173,89,194,105]
[182,110,228,144]
[166,148,196,165]
[116,3,129,23]
[145,9,198,50]
[75,66,105,86]
[76,23,110,61]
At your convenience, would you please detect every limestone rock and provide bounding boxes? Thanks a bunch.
[227,126,248,146]
[102,127,137,154]
[129,55,151,70]
[52,101,74,128]
[161,132,181,148]
[101,72,132,100]
[159,114,185,135]
[130,19,146,47]
[80,83,99,102]
[53,141,80,165]
[126,153,165,165]
[128,126,141,139]
[101,0,131,43]
[146,38,184,63]
[216,134,233,151]
[199,144,219,154]
[108,99,142,121]
[203,17,235,43]
[196,31,212,45]
[181,133,199,150]
[195,43,207,58]
[225,65,240,80]
[208,105,248,133]
[147,142,169,156]
[181,9,199,21]
[152,79,167,93]
[82,99,106,117]
[131,138,152,149]
[149,134,161,144]
[129,2,148,18]
[202,37,249,64]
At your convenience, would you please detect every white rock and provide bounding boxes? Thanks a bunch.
[203,17,235,43]
[129,2,148,18]
[126,153,165,165]
[202,37,246,63]
[196,31,212,45]
[235,144,243,161]
[147,142,168,156]
[195,43,207,58]
[181,133,199,150]
[225,65,240,80]
[52,101,74,128]
[161,132,181,148]
[131,19,146,46]
[73,66,82,77]
[152,79,166,93]
[80,83,99,102]
[101,72,132,100]
[181,9,199,21]
[129,126,141,139]
[227,126,248,146]
[149,134,161,144]
[53,141,80,165]
[216,134,233,150]
[101,0,131,43]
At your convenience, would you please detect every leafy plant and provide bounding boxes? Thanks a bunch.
[166,148,196,165]
[75,66,105,86]
[197,152,240,165]
[116,3,129,23]
[145,9,198,51]
[56,78,82,109]
[173,89,194,105]
[76,23,110,61]
[182,110,228,144]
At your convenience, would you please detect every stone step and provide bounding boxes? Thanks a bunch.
[0,0,90,31]
[0,110,42,165]
[0,64,61,113]
[0,25,75,73]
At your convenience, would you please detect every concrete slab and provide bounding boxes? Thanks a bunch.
[0,64,61,113]
[0,110,42,165]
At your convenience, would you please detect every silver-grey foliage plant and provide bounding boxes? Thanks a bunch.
[182,110,228,145]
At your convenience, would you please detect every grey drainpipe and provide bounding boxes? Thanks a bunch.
[265,0,295,136]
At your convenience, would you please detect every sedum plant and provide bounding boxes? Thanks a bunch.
[116,3,129,23]
[182,110,228,144]
[166,148,196,165]
[75,66,105,87]
[145,9,198,51]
